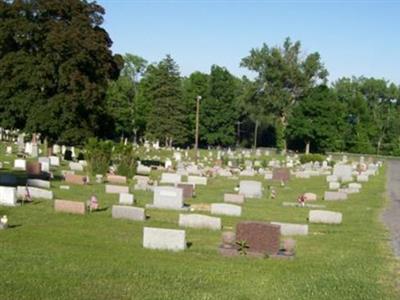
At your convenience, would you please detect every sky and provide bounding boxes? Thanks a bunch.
[97,0,400,84]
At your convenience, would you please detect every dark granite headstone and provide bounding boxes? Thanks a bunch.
[272,168,290,182]
[177,183,194,199]
[26,162,41,176]
[236,221,280,256]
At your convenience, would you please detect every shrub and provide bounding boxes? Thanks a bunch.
[85,138,113,176]
[299,153,325,164]
[113,144,137,178]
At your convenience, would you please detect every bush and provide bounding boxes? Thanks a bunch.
[299,153,325,164]
[85,138,113,176]
[113,144,137,178]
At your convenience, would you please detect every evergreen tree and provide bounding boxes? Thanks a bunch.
[144,55,188,147]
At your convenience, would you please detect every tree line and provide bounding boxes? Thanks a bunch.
[1,0,399,155]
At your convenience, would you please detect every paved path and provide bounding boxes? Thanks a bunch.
[382,160,400,257]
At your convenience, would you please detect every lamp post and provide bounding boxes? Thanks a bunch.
[195,95,202,162]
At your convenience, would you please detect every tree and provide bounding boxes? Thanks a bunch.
[200,65,239,147]
[182,71,209,146]
[0,0,121,145]
[144,55,188,147]
[106,54,147,142]
[241,38,328,151]
[286,85,346,153]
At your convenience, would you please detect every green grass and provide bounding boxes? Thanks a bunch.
[0,152,398,299]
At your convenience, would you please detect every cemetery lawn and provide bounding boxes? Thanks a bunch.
[0,160,399,299]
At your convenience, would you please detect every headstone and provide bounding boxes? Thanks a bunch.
[236,221,280,256]
[27,179,50,189]
[349,183,362,189]
[224,193,245,204]
[64,174,86,185]
[112,205,145,221]
[309,210,342,224]
[0,186,17,206]
[357,174,369,182]
[177,183,194,199]
[187,176,207,186]
[326,175,338,182]
[160,173,181,184]
[69,162,83,172]
[239,180,262,198]
[119,193,134,205]
[333,165,352,182]
[105,184,129,194]
[272,168,290,182]
[270,222,308,236]
[179,214,221,230]
[107,174,127,185]
[324,191,347,201]
[54,199,86,215]
[17,186,53,200]
[14,159,26,170]
[26,161,41,175]
[304,193,317,201]
[329,182,340,190]
[49,156,60,167]
[147,186,185,210]
[136,164,151,175]
[143,227,186,251]
[211,203,241,217]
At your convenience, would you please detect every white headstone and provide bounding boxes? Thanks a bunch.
[143,227,186,251]
[0,186,17,206]
[211,203,241,216]
[179,214,221,230]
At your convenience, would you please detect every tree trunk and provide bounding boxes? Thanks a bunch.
[253,121,259,149]
[377,136,383,155]
[305,141,310,154]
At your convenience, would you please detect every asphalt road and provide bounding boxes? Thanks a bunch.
[382,160,400,257]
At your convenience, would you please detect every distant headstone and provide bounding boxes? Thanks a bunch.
[304,193,317,201]
[176,183,194,199]
[119,193,134,205]
[26,161,41,175]
[147,186,186,210]
[239,180,262,198]
[309,210,342,224]
[112,205,145,221]
[324,191,347,201]
[17,186,53,200]
[105,184,129,194]
[333,165,352,182]
[64,174,86,185]
[329,182,340,190]
[357,174,369,182]
[272,168,290,182]
[107,174,127,185]
[187,175,207,186]
[143,227,186,251]
[270,222,308,236]
[160,173,181,184]
[14,159,26,170]
[54,199,86,215]
[326,175,338,182]
[211,203,241,217]
[179,214,221,230]
[27,179,50,189]
[0,186,17,206]
[69,162,83,172]
[49,156,60,167]
[224,193,245,204]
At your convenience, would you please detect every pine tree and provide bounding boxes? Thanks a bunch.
[144,55,188,147]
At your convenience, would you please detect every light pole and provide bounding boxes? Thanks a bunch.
[195,95,202,162]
